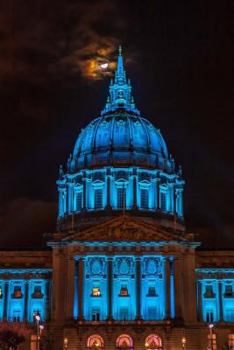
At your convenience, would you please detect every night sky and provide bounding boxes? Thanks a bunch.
[0,0,233,249]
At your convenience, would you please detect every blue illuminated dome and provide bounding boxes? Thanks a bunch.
[58,47,185,233]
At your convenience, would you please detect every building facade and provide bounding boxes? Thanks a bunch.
[1,48,234,350]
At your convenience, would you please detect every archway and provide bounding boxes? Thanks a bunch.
[145,334,163,350]
[116,334,134,350]
[87,334,104,350]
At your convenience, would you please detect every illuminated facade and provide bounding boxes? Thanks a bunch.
[0,47,234,350]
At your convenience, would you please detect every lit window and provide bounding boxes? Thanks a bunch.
[140,189,149,209]
[32,286,43,299]
[228,334,234,349]
[13,286,22,298]
[160,192,166,211]
[120,286,129,296]
[117,187,126,209]
[0,287,2,298]
[92,288,101,297]
[94,189,103,209]
[145,334,162,350]
[76,192,82,212]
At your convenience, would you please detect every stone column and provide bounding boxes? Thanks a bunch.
[52,248,66,322]
[106,169,112,209]
[82,172,87,210]
[65,256,75,320]
[197,280,202,321]
[155,177,160,209]
[78,257,84,320]
[107,257,113,320]
[24,280,29,321]
[132,169,137,209]
[73,260,79,320]
[174,257,184,320]
[219,281,223,321]
[45,279,51,321]
[169,258,175,318]
[136,257,141,319]
[165,257,171,319]
[3,281,9,319]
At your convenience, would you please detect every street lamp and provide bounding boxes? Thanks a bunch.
[182,337,186,350]
[208,323,214,350]
[64,337,68,350]
[33,312,41,350]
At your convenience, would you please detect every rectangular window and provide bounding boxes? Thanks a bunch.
[76,192,82,212]
[32,286,43,299]
[224,285,233,297]
[160,192,166,211]
[92,287,101,297]
[206,311,214,323]
[208,333,217,350]
[140,189,149,209]
[117,187,126,209]
[13,286,22,298]
[94,189,103,209]
[92,308,100,321]
[228,334,234,349]
[147,287,157,296]
[204,285,215,298]
[120,286,129,296]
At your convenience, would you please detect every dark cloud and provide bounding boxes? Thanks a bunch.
[0,198,56,249]
[0,0,122,84]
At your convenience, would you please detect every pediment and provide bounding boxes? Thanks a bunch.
[67,215,186,242]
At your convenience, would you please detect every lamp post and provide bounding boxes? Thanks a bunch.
[33,312,41,350]
[64,337,68,350]
[208,323,214,350]
[181,337,186,350]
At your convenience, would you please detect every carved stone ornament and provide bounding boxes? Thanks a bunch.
[114,257,134,276]
[86,257,106,276]
[142,257,162,276]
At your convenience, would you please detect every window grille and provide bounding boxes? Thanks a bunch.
[94,189,103,209]
[160,192,166,211]
[117,187,126,209]
[141,189,149,209]
[76,192,82,212]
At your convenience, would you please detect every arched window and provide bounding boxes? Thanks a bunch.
[116,334,133,350]
[145,335,162,350]
[87,335,104,350]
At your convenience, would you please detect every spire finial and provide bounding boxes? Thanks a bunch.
[101,46,140,116]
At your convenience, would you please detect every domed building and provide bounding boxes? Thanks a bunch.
[0,47,234,350]
[57,46,184,234]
